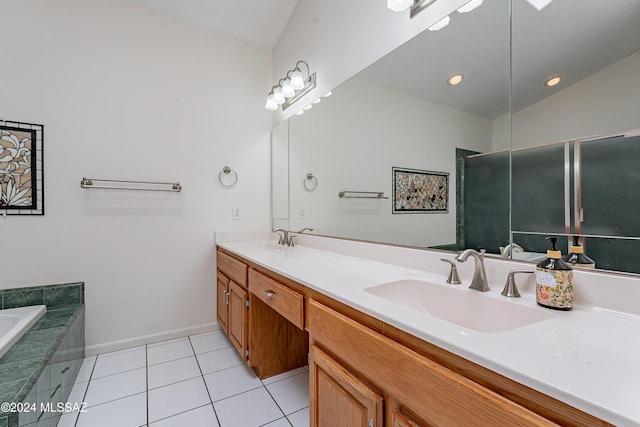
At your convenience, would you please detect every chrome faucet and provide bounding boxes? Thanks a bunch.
[455,249,490,292]
[272,229,289,246]
[500,243,524,258]
[288,227,314,247]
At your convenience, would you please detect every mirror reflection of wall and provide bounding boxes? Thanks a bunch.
[272,121,289,231]
[271,0,640,276]
[285,0,510,248]
[509,0,640,274]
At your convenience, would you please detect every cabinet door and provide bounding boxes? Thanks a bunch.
[216,272,229,333]
[391,409,423,427]
[310,345,383,427]
[228,280,248,360]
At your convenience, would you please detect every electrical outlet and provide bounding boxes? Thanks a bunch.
[298,206,305,219]
[232,205,240,220]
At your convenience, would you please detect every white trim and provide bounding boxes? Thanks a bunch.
[84,322,220,356]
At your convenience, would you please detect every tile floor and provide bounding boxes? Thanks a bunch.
[56,330,309,427]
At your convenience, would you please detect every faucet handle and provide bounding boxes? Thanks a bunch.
[501,270,533,298]
[440,259,461,285]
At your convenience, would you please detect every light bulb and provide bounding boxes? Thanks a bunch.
[265,94,278,110]
[281,78,295,98]
[295,110,305,116]
[428,15,450,31]
[457,0,483,13]
[312,98,321,104]
[545,75,562,87]
[322,91,332,97]
[387,0,412,12]
[447,74,464,85]
[290,69,304,90]
[273,87,285,104]
[303,104,313,110]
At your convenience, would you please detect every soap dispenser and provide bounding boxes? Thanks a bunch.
[562,236,596,269]
[535,237,573,310]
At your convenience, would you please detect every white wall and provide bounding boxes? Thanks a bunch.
[288,77,492,247]
[492,49,640,151]
[0,0,273,353]
[273,0,469,122]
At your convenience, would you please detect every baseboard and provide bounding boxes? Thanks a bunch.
[85,322,220,357]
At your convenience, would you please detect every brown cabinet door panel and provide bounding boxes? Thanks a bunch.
[310,345,383,427]
[228,280,248,360]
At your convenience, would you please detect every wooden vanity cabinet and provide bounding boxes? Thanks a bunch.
[216,250,249,360]
[216,247,609,426]
[248,269,308,378]
[216,248,308,378]
[308,299,557,427]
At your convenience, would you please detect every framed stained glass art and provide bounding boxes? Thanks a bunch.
[392,167,448,214]
[0,120,44,215]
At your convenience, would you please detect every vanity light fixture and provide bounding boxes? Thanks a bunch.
[265,60,317,111]
[388,0,412,12]
[428,15,450,31]
[457,0,483,13]
[410,0,437,18]
[447,74,464,85]
[544,75,562,87]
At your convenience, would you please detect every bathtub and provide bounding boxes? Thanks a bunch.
[0,305,47,359]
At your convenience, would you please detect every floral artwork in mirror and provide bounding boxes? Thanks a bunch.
[392,167,448,214]
[0,120,44,215]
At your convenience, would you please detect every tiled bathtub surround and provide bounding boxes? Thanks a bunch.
[0,283,85,427]
[0,283,84,311]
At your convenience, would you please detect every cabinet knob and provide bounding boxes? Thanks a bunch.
[263,289,275,298]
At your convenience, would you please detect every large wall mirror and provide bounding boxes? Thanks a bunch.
[272,0,640,276]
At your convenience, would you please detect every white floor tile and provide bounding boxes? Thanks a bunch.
[75,392,147,427]
[147,338,194,365]
[66,380,89,405]
[262,366,308,385]
[266,372,309,415]
[92,346,146,379]
[204,364,262,401]
[148,377,211,423]
[214,387,284,427]
[84,367,146,407]
[149,404,219,427]
[196,347,244,375]
[75,356,97,383]
[262,417,292,427]
[57,412,79,427]
[287,407,310,427]
[148,356,201,389]
[189,331,232,354]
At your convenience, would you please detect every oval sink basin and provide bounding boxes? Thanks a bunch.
[364,279,553,333]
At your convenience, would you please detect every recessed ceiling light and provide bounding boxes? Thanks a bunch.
[448,74,464,86]
[545,75,562,87]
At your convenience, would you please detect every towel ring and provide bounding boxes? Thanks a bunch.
[303,173,318,191]
[219,166,238,187]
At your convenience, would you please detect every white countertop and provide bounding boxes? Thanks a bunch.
[216,235,640,426]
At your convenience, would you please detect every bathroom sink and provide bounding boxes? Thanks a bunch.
[364,279,553,333]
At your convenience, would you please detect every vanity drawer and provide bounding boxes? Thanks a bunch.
[217,250,248,287]
[249,269,304,329]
